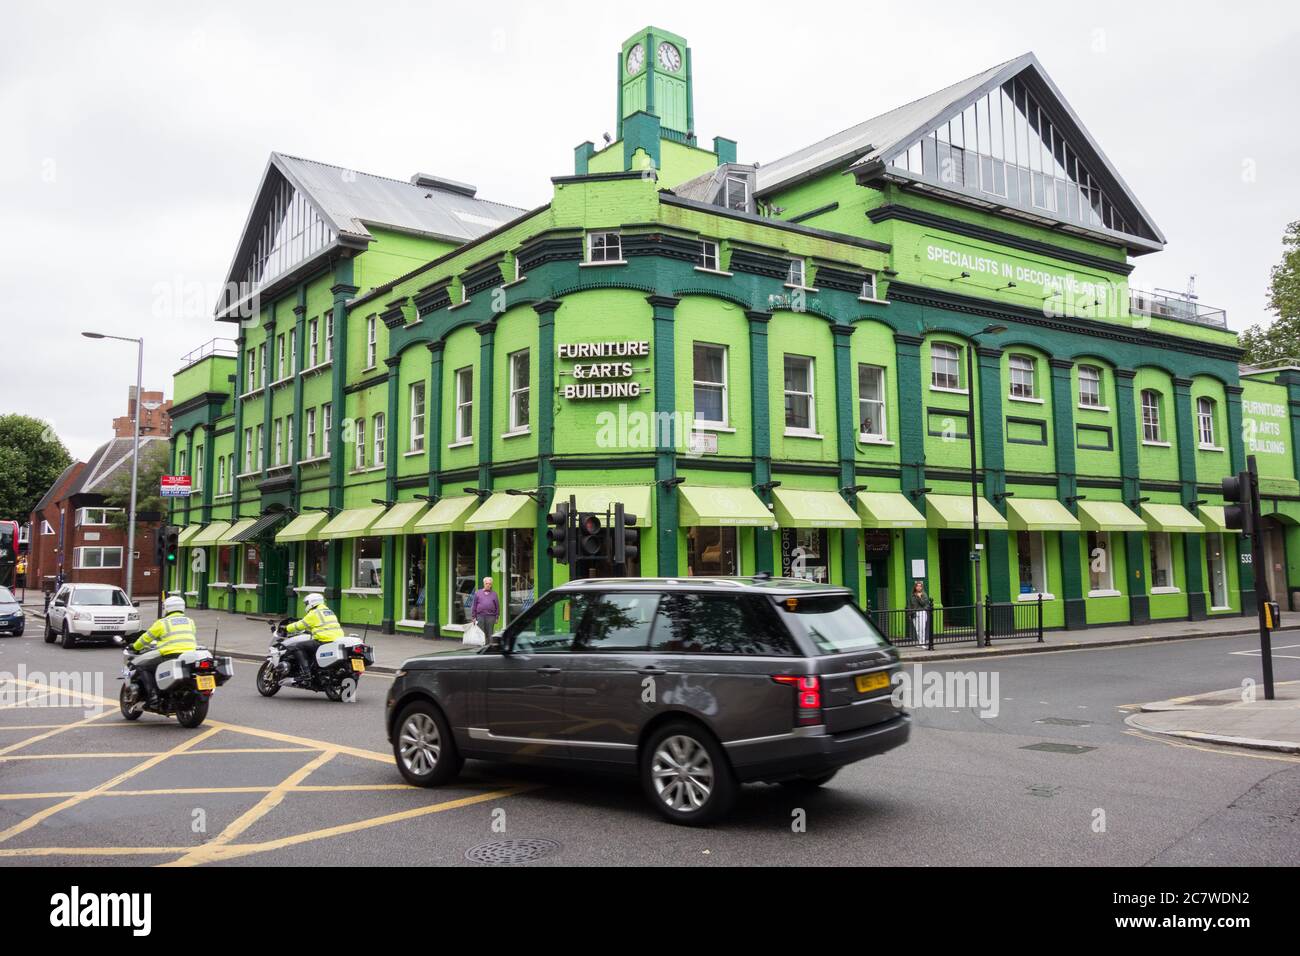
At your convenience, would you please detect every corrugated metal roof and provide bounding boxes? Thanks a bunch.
[274,153,526,244]
[31,461,83,515]
[71,437,167,497]
[755,56,1022,196]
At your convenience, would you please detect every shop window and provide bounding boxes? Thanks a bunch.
[1078,365,1102,407]
[242,544,260,586]
[697,240,720,271]
[215,545,232,582]
[931,342,961,390]
[1009,354,1036,398]
[1149,532,1175,590]
[449,532,476,626]
[508,350,530,433]
[693,343,728,427]
[1207,532,1230,609]
[404,535,426,621]
[1087,531,1115,594]
[454,367,474,443]
[587,232,622,263]
[353,537,382,589]
[1141,390,1162,442]
[858,364,886,440]
[506,528,535,624]
[783,354,815,434]
[1016,531,1048,597]
[303,540,328,588]
[687,526,738,576]
[580,592,659,651]
[781,528,829,583]
[1197,397,1218,448]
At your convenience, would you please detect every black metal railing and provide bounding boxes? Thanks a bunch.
[871,595,1044,649]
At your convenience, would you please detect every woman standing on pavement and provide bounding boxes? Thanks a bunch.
[907,579,932,646]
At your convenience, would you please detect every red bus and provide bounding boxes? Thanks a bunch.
[0,521,17,589]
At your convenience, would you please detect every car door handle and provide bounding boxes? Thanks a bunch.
[535,666,562,676]
[638,666,667,676]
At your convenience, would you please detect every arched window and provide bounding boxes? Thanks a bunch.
[1078,365,1102,407]
[1009,354,1037,399]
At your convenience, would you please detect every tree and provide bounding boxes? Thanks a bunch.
[0,415,73,521]
[1239,220,1300,365]
[103,441,170,534]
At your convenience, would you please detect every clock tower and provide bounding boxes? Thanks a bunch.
[618,27,693,142]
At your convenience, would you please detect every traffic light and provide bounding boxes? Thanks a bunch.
[1222,471,1254,535]
[546,500,573,563]
[155,526,180,566]
[614,503,639,565]
[578,512,606,561]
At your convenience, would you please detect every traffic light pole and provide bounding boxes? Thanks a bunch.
[1245,457,1276,701]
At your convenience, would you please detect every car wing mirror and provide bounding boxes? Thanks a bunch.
[132,600,141,607]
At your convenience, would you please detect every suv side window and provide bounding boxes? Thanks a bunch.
[577,592,660,652]
[55,587,69,606]
[507,592,593,654]
[650,593,798,656]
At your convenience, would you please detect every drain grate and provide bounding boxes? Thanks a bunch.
[1035,717,1092,727]
[1027,784,1063,798]
[465,839,561,866]
[1021,742,1096,755]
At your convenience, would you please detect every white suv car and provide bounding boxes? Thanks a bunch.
[45,584,143,648]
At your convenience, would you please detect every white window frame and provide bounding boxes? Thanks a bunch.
[692,343,729,428]
[724,176,749,211]
[366,316,377,370]
[308,319,319,368]
[858,364,887,442]
[783,354,816,436]
[1078,364,1102,408]
[408,384,425,452]
[277,334,286,380]
[325,314,334,362]
[373,413,386,467]
[786,258,806,288]
[245,349,256,392]
[74,546,124,570]
[76,507,121,527]
[931,342,962,390]
[258,344,267,387]
[454,366,474,444]
[255,424,265,470]
[1015,531,1051,600]
[243,429,253,473]
[1149,531,1176,591]
[322,403,332,448]
[273,419,284,467]
[508,350,530,434]
[305,408,318,459]
[513,254,525,283]
[697,239,720,272]
[289,331,297,375]
[286,416,294,465]
[586,231,622,263]
[1141,390,1162,443]
[1009,354,1037,399]
[195,453,204,492]
[1197,397,1218,448]
[216,456,226,496]
[41,520,54,535]
[1087,530,1118,596]
[859,273,878,300]
[355,416,367,470]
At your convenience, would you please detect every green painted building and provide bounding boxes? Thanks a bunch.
[168,28,1289,638]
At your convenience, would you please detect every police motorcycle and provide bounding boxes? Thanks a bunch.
[119,644,234,728]
[255,617,375,702]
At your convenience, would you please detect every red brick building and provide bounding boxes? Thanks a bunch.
[112,388,172,440]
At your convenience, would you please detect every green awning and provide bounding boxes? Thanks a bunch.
[1006,498,1080,532]
[678,485,775,527]
[1198,505,1241,535]
[177,525,204,547]
[1076,500,1146,532]
[412,496,480,534]
[924,494,1008,530]
[188,521,230,547]
[217,518,258,544]
[276,512,329,543]
[464,492,537,532]
[1141,503,1203,534]
[771,489,859,529]
[855,492,927,529]
[370,501,429,535]
[551,486,653,528]
[318,505,386,540]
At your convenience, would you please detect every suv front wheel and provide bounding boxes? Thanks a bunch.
[640,721,737,826]
[393,701,463,787]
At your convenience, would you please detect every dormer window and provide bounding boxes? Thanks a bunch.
[724,176,749,211]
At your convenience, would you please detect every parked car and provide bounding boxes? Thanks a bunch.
[0,586,23,637]
[385,576,910,825]
[44,583,143,648]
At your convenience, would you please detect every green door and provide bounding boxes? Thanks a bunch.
[261,542,289,615]
[938,533,972,627]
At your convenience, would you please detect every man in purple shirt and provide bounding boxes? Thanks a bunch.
[471,577,500,636]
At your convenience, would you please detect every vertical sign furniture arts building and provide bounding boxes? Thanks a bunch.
[167,26,1290,637]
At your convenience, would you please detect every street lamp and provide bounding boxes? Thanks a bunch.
[966,323,1006,647]
[83,331,144,601]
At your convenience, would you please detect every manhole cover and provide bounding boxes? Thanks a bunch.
[465,839,561,866]
[1035,717,1092,727]
[1021,742,1096,755]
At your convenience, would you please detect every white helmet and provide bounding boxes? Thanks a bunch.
[163,594,186,615]
[304,593,326,610]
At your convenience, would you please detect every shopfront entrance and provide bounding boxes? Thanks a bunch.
[938,532,973,626]
[862,530,892,612]
[261,542,289,616]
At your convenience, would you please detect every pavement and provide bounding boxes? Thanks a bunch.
[1127,680,1300,754]
[18,590,1271,672]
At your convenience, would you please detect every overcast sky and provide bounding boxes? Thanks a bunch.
[2,0,1297,460]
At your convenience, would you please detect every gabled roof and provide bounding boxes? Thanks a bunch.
[216,153,526,318]
[31,461,84,516]
[756,53,1164,250]
[69,437,168,497]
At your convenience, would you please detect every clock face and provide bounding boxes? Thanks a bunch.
[657,42,681,72]
[626,43,645,74]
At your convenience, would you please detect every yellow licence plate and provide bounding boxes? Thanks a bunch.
[855,672,890,694]
[195,675,216,691]
[351,659,366,673]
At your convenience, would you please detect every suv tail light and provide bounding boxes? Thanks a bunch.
[772,675,822,726]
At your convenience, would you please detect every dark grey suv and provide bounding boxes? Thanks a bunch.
[385,576,910,824]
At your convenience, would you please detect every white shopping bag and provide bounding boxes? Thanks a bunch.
[463,621,486,646]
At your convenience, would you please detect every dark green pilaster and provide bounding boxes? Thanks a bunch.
[198,424,217,609]
[423,340,445,639]
[261,307,276,481]
[326,268,358,604]
[229,332,247,611]
[380,355,401,634]
[977,347,1010,603]
[534,301,560,597]
[747,310,774,575]
[894,333,929,593]
[1115,369,1148,624]
[1173,377,1207,620]
[1048,358,1085,627]
[831,323,859,599]
[475,320,496,583]
[649,295,680,576]
[1225,384,1255,611]
[291,298,307,485]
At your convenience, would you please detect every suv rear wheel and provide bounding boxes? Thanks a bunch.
[393,701,463,787]
[640,721,737,826]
